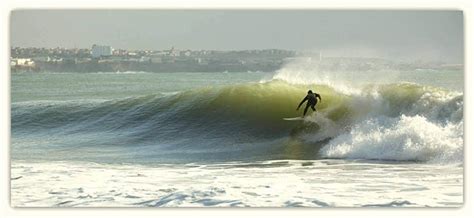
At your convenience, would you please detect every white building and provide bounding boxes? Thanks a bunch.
[10,58,35,66]
[91,44,113,58]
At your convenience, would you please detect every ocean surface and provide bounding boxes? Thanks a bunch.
[10,66,464,207]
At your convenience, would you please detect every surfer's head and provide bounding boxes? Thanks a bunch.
[307,90,313,94]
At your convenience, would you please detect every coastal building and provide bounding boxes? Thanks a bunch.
[181,50,192,57]
[113,49,128,56]
[10,58,35,66]
[10,58,39,72]
[91,44,113,58]
[167,46,180,57]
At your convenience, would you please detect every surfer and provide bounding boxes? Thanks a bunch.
[297,90,322,117]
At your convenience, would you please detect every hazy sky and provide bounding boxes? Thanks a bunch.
[10,10,463,62]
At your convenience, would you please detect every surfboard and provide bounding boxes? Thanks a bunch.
[283,117,304,121]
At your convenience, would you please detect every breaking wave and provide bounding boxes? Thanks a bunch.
[12,62,463,164]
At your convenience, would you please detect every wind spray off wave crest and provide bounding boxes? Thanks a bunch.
[264,56,402,95]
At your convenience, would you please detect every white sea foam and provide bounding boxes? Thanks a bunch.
[10,160,463,207]
[310,90,464,163]
[319,115,463,163]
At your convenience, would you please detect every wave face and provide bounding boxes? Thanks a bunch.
[12,76,463,164]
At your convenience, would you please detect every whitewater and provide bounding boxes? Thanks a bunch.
[10,64,464,207]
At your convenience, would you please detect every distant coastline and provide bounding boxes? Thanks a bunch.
[10,47,463,73]
[11,59,284,73]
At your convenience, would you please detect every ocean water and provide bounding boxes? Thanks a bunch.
[10,67,464,207]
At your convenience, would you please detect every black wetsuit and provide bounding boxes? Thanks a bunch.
[297,93,322,116]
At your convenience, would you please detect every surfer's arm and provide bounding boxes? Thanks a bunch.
[297,97,308,110]
[316,93,322,102]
